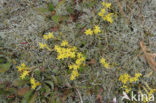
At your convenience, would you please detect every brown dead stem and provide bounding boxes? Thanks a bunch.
[140,41,156,71]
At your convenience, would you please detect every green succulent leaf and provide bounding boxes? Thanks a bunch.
[0,56,11,73]
[21,90,34,103]
[44,81,54,90]
[48,2,54,11]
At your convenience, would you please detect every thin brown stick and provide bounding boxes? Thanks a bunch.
[76,88,83,103]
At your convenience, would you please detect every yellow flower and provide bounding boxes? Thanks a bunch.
[57,54,64,60]
[54,45,61,52]
[129,73,142,83]
[135,73,142,78]
[119,73,130,84]
[70,52,76,58]
[129,77,137,83]
[122,85,131,93]
[30,77,41,89]
[98,8,106,17]
[76,59,81,65]
[20,70,30,79]
[71,46,77,51]
[80,57,85,61]
[54,41,85,80]
[100,58,106,64]
[16,63,29,72]
[43,35,49,40]
[101,8,106,14]
[93,25,101,34]
[104,63,109,68]
[48,32,54,39]
[30,77,35,84]
[70,69,79,80]
[17,63,31,79]
[43,32,54,40]
[84,29,93,35]
[76,57,85,65]
[102,2,111,8]
[16,66,23,72]
[77,52,83,58]
[61,40,69,47]
[39,42,45,49]
[103,13,113,23]
[69,64,79,70]
[69,64,74,69]
[119,73,142,84]
[54,41,78,60]
[100,57,110,69]
[98,2,113,23]
[21,63,26,67]
[98,12,103,17]
[39,42,52,51]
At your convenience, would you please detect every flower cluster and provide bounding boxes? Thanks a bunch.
[30,77,41,89]
[119,73,142,84]
[54,40,85,80]
[100,57,111,69]
[70,69,79,81]
[69,52,85,80]
[16,63,40,89]
[85,25,101,35]
[38,32,55,51]
[43,32,54,40]
[39,42,52,51]
[39,33,86,80]
[129,73,142,83]
[98,2,113,23]
[118,73,142,93]
[16,63,30,79]
[54,40,77,60]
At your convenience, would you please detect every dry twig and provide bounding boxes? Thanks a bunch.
[140,41,156,71]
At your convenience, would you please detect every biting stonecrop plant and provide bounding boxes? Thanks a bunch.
[119,73,142,93]
[10,0,155,102]
[54,40,86,80]
[119,73,156,102]
[16,63,41,89]
[100,57,112,69]
[39,32,86,81]
[16,31,86,90]
[98,1,113,23]
[85,25,101,35]
[16,1,115,90]
[84,1,114,36]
